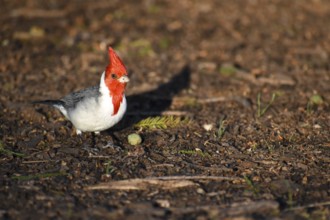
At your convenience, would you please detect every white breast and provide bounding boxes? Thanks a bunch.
[67,72,127,132]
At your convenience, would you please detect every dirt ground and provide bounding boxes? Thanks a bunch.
[1,0,330,219]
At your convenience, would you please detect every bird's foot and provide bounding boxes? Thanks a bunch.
[100,141,122,151]
[82,145,100,155]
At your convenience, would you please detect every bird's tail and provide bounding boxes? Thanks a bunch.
[32,99,68,118]
[32,100,65,108]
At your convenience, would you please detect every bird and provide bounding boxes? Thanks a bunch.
[33,47,129,135]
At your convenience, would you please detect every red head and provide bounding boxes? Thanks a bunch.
[104,47,129,115]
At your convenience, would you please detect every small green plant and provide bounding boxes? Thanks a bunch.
[11,172,66,181]
[284,180,296,208]
[182,97,201,108]
[287,189,294,208]
[288,133,295,142]
[216,118,226,141]
[264,140,275,153]
[249,141,258,151]
[104,160,116,175]
[178,149,210,157]
[158,37,170,49]
[309,94,324,105]
[219,64,237,77]
[130,39,155,57]
[135,116,190,129]
[0,141,24,157]
[307,94,324,114]
[243,175,259,196]
[257,92,277,117]
[113,11,126,20]
[147,4,161,14]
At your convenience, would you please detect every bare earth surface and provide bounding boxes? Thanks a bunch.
[1,0,330,219]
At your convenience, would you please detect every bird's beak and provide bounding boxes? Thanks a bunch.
[118,75,130,83]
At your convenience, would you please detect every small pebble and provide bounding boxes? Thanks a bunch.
[203,123,213,131]
[127,133,142,145]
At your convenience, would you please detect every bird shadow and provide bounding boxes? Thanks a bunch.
[108,64,191,133]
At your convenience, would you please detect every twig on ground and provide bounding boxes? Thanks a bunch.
[285,201,330,211]
[170,200,279,217]
[148,175,240,181]
[86,175,242,191]
[86,179,196,190]
[180,161,233,172]
[10,8,67,18]
[235,71,295,86]
[22,160,51,164]
[88,155,113,159]
[173,96,251,107]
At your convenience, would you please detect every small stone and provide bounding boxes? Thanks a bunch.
[155,199,170,208]
[203,123,213,131]
[127,133,142,145]
[29,26,45,38]
[198,62,217,72]
[167,21,182,31]
[302,176,308,185]
[197,188,205,194]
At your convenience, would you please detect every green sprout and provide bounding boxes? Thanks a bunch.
[257,92,277,117]
[216,118,226,141]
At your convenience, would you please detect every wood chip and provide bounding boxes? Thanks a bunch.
[86,176,241,191]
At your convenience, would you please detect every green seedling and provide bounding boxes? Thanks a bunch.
[65,204,73,219]
[250,142,258,151]
[183,97,201,108]
[135,116,190,130]
[264,140,275,153]
[130,39,155,57]
[288,133,295,142]
[113,11,126,20]
[104,160,116,175]
[309,94,323,105]
[158,37,170,49]
[0,141,25,157]
[243,175,259,196]
[219,64,237,77]
[285,180,296,208]
[307,94,324,114]
[147,4,161,14]
[216,118,226,141]
[257,92,277,117]
[178,149,210,157]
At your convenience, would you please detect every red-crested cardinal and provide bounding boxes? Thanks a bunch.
[34,47,129,135]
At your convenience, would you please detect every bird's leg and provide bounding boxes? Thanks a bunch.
[91,132,100,147]
[82,133,99,154]
[100,133,122,150]
[76,129,99,154]
[91,132,97,147]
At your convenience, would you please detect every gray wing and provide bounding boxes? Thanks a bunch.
[61,85,101,110]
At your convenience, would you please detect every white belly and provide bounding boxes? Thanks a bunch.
[67,95,127,132]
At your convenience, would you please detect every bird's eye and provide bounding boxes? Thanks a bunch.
[111,73,118,79]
